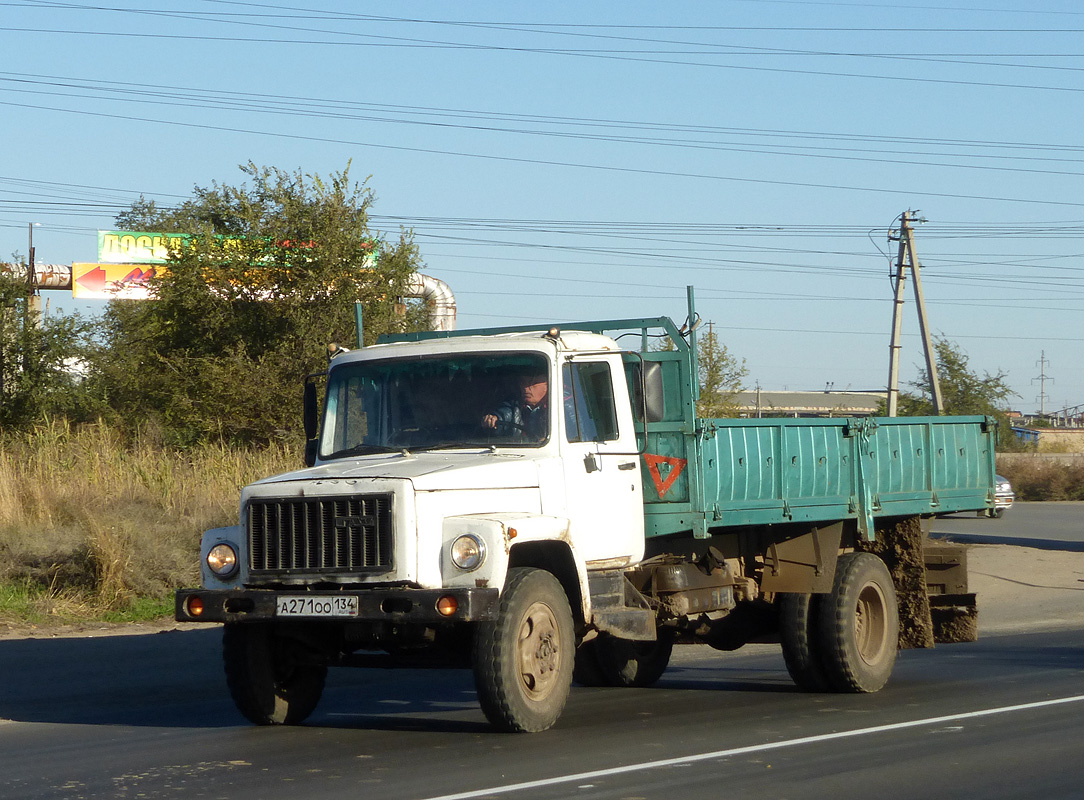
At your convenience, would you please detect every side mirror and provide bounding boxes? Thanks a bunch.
[303,380,319,441]
[641,361,665,423]
[304,439,319,468]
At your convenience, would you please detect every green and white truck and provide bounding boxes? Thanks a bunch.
[176,295,993,732]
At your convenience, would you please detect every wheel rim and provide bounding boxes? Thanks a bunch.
[517,600,562,701]
[854,581,888,666]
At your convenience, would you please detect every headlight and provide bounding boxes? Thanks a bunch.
[450,534,486,571]
[207,543,239,577]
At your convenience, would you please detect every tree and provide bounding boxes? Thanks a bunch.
[91,163,427,445]
[896,336,1017,447]
[0,266,96,429]
[696,323,747,418]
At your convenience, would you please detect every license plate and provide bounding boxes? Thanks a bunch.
[276,595,359,618]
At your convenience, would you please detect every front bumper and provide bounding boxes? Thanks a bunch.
[175,586,500,624]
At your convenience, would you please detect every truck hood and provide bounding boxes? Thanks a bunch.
[252,451,541,492]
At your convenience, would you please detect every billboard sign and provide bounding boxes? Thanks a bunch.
[85,231,379,300]
[96,230,377,265]
[98,231,186,265]
[72,263,161,300]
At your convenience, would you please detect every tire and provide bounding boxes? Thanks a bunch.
[778,593,830,692]
[592,631,674,688]
[994,508,1005,519]
[573,639,609,687]
[817,553,899,693]
[222,623,327,725]
[473,567,575,732]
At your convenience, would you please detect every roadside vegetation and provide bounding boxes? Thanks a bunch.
[996,458,1084,501]
[0,420,296,625]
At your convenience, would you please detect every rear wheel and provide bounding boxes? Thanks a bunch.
[779,593,830,692]
[573,638,609,687]
[473,568,575,732]
[591,631,674,688]
[222,622,327,725]
[817,553,899,693]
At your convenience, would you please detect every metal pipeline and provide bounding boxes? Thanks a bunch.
[404,273,457,331]
[1,263,74,289]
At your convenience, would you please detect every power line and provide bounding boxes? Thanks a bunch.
[6,96,1084,210]
[5,12,1084,95]
[4,71,1083,158]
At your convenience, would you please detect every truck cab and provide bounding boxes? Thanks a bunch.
[195,327,645,600]
[180,326,666,731]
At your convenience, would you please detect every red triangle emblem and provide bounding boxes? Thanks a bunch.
[642,454,687,499]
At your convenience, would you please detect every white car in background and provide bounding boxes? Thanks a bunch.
[992,474,1015,518]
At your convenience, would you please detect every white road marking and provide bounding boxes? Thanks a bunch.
[420,694,1084,800]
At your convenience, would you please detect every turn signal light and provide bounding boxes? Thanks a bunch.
[436,595,458,617]
[186,596,205,618]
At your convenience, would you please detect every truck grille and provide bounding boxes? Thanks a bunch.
[248,494,393,576]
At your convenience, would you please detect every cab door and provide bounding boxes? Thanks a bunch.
[560,356,645,565]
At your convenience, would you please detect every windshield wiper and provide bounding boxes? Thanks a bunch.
[326,443,405,459]
[407,441,493,453]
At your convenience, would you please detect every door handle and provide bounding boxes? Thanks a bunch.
[618,461,637,470]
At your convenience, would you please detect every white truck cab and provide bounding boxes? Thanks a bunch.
[182,327,653,732]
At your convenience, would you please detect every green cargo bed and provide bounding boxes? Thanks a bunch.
[642,415,996,540]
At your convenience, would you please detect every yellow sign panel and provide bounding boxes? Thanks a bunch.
[72,262,165,300]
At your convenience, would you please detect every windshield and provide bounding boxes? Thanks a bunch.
[320,352,550,458]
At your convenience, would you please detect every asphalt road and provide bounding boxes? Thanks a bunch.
[2,505,1082,800]
[930,501,1084,551]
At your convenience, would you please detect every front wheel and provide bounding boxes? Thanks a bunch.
[473,567,575,732]
[817,553,899,693]
[222,623,327,725]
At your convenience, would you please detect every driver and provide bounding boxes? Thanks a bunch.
[482,370,549,442]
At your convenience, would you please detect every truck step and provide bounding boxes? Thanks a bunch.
[588,570,657,641]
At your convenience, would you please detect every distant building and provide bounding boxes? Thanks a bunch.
[736,390,887,418]
[1011,427,1084,453]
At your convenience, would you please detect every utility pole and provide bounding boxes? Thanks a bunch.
[1033,351,1052,419]
[27,222,42,322]
[886,210,942,416]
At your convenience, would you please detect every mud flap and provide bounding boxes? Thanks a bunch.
[925,542,978,643]
[928,593,978,643]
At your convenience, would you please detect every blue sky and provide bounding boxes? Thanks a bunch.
[2,0,1082,414]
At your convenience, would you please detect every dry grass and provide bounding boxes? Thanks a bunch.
[997,457,1084,501]
[0,419,296,621]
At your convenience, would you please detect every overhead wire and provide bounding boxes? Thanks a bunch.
[5,95,1084,210]
[5,1,1084,95]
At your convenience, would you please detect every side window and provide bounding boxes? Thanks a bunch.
[563,362,619,443]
